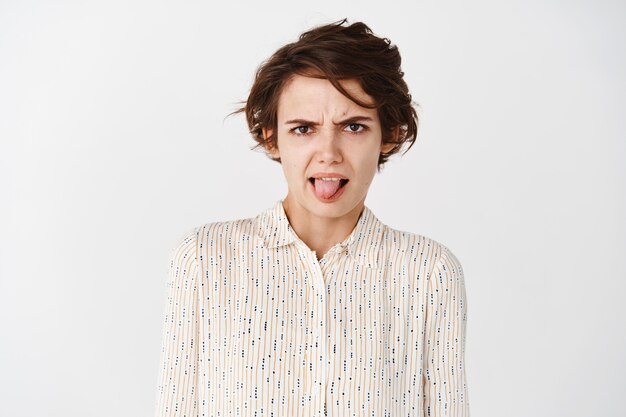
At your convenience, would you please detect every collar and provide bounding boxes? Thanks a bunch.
[253,199,385,269]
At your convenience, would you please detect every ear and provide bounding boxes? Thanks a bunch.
[381,126,401,154]
[381,141,395,154]
[262,127,279,158]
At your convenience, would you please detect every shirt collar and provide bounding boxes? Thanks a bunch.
[253,199,385,269]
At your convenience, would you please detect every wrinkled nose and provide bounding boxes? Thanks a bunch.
[315,129,343,164]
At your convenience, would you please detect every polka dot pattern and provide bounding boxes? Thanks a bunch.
[155,199,469,416]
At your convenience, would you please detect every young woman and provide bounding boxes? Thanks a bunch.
[155,18,470,417]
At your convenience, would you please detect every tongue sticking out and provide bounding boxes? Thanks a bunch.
[313,178,343,199]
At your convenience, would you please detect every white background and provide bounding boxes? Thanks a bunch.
[1,0,624,416]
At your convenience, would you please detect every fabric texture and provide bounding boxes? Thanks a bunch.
[155,199,470,416]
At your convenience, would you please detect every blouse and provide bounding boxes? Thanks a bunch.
[154,199,470,416]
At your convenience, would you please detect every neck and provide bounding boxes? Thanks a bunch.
[281,194,363,261]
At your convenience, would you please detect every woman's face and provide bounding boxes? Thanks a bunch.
[263,74,394,220]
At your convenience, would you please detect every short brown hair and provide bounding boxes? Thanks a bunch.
[233,18,419,171]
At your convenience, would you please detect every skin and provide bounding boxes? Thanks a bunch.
[262,74,396,261]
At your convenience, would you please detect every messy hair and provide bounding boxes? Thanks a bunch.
[233,18,419,171]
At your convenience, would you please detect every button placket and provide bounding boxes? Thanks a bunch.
[297,244,327,405]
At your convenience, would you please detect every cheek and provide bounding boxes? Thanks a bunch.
[355,149,380,183]
[358,144,382,168]
[281,145,311,168]
[280,154,307,183]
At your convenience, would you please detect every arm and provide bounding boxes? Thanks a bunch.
[423,244,470,416]
[155,227,201,417]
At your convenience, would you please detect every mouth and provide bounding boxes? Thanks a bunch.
[308,177,350,201]
[308,177,349,188]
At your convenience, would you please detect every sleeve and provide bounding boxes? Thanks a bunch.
[155,227,202,417]
[423,243,470,416]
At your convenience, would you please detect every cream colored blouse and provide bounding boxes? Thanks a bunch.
[155,199,470,416]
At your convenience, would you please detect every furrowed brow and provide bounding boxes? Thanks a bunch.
[284,119,319,126]
[283,116,373,126]
[333,116,374,125]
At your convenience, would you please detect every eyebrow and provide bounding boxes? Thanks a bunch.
[283,116,374,126]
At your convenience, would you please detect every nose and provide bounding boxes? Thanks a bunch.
[315,128,343,164]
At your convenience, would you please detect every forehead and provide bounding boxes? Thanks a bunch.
[277,74,376,117]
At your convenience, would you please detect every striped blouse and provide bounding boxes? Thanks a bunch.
[155,199,470,416]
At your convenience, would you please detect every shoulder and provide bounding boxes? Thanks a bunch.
[196,216,257,239]
[167,225,201,265]
[382,224,464,274]
[170,212,267,268]
[169,215,256,250]
[193,215,260,253]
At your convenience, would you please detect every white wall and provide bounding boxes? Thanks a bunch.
[1,0,624,416]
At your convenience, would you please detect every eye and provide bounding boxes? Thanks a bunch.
[345,123,367,133]
[290,125,312,135]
